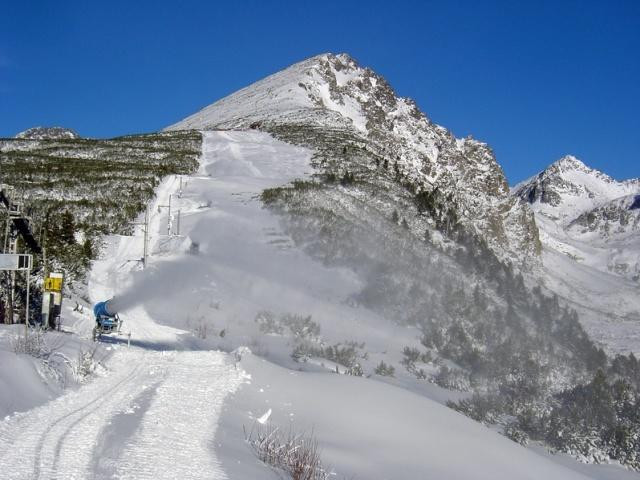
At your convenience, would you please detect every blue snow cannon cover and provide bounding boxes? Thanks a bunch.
[93,300,116,318]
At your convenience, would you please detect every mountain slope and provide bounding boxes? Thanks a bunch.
[513,154,640,283]
[167,53,540,265]
[166,55,640,470]
[513,155,640,354]
[1,131,607,479]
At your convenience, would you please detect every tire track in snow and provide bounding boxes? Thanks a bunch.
[0,351,152,480]
[37,362,144,479]
[114,351,247,480]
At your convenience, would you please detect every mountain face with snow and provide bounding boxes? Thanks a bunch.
[167,53,540,265]
[512,155,640,356]
[165,55,640,469]
[14,126,80,140]
[2,53,640,478]
[514,155,640,282]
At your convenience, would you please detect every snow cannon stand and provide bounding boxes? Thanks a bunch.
[92,300,123,342]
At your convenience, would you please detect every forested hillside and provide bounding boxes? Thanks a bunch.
[0,130,201,320]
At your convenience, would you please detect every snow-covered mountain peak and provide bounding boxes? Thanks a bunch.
[514,155,639,225]
[167,53,541,264]
[551,154,589,172]
[514,155,640,285]
[15,126,80,140]
[167,52,402,134]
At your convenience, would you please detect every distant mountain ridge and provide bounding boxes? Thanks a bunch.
[514,154,640,282]
[15,126,80,140]
[513,155,640,226]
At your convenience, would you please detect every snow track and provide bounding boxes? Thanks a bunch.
[0,350,245,479]
[114,352,246,480]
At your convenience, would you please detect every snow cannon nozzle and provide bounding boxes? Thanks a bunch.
[93,299,118,318]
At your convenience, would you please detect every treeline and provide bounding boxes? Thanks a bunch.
[0,130,201,321]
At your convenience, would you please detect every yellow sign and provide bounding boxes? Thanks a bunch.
[44,276,63,292]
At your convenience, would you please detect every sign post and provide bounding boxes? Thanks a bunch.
[0,253,33,334]
[42,272,63,329]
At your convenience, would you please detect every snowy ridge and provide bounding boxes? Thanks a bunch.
[514,155,640,282]
[14,126,80,140]
[167,53,540,265]
[513,155,640,226]
[514,155,640,354]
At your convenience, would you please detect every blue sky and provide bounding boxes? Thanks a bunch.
[1,0,638,184]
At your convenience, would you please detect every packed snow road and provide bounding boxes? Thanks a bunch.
[0,350,246,480]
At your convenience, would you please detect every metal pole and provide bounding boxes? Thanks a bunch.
[25,267,29,337]
[9,238,15,325]
[143,206,149,267]
[167,194,172,235]
[177,210,181,236]
[2,217,9,253]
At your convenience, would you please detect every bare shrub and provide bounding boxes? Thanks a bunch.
[244,423,330,480]
[195,320,208,339]
[11,329,50,357]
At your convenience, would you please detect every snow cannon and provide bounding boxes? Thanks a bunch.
[92,299,122,341]
[93,300,117,318]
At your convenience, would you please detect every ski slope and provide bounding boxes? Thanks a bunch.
[1,130,636,479]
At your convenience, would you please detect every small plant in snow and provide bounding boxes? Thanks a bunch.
[401,346,432,379]
[282,313,321,340]
[434,365,471,391]
[244,423,330,480]
[74,348,100,381]
[292,340,366,375]
[504,423,529,446]
[374,360,395,377]
[195,320,208,339]
[255,310,284,335]
[11,329,49,357]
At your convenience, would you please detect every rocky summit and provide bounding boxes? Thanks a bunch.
[167,53,540,265]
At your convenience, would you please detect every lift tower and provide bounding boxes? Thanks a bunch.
[1,185,41,325]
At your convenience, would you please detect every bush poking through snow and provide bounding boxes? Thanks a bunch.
[434,365,471,391]
[244,423,330,480]
[292,341,366,375]
[400,346,432,379]
[255,310,284,335]
[255,311,320,340]
[281,314,321,340]
[374,360,395,377]
[11,329,50,357]
[74,348,100,382]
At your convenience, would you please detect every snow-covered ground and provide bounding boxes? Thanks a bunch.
[538,216,640,356]
[1,130,637,479]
